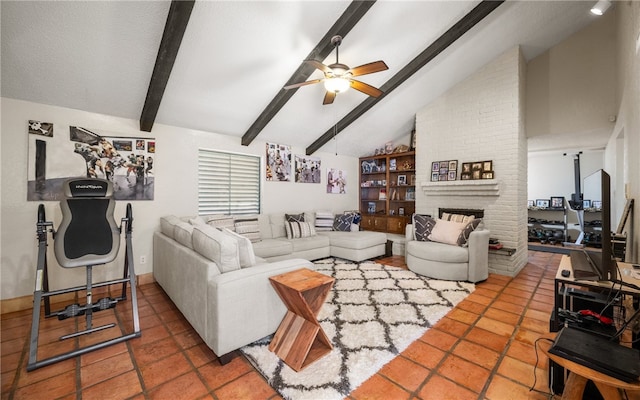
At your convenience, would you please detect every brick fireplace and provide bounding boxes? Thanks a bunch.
[413,47,528,276]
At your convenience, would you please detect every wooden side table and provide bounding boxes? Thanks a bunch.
[268,268,335,371]
[539,333,640,400]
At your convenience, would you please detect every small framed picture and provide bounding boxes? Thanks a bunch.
[389,158,397,171]
[482,161,493,172]
[536,199,550,208]
[432,162,439,172]
[431,171,439,181]
[481,171,493,179]
[397,175,407,185]
[448,170,457,181]
[583,199,592,208]
[461,172,471,180]
[550,196,564,209]
[472,162,482,171]
[448,160,458,171]
[439,168,448,175]
[462,163,472,173]
[472,170,481,180]
[592,200,602,210]
[398,207,405,216]
[527,200,535,208]
[439,161,448,169]
[439,173,447,181]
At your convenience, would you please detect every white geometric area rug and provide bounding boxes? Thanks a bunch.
[241,258,475,400]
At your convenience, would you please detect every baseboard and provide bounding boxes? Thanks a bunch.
[1,272,155,315]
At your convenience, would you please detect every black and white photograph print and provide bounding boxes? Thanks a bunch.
[294,155,321,183]
[431,171,439,181]
[432,162,439,172]
[266,142,291,182]
[28,120,53,137]
[327,168,346,194]
[28,125,155,201]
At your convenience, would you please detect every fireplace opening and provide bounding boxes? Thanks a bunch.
[438,208,484,219]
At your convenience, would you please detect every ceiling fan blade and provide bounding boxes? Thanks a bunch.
[350,80,383,97]
[305,60,332,74]
[323,91,336,105]
[284,79,323,90]
[349,61,388,77]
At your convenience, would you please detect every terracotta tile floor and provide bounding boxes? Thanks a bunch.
[0,251,624,399]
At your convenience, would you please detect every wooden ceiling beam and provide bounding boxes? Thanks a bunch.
[240,0,376,146]
[305,0,505,155]
[140,0,195,132]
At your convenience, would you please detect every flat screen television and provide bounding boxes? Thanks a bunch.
[583,169,616,281]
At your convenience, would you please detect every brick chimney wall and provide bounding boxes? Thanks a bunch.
[414,46,528,276]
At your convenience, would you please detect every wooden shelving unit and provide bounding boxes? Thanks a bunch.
[359,151,415,234]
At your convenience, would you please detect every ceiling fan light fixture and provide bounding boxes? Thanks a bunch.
[324,77,350,93]
[590,0,611,15]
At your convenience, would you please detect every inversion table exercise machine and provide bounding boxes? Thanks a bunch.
[27,178,141,371]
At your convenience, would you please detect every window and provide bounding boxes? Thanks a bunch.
[198,149,261,215]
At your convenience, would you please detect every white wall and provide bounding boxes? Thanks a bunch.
[415,46,528,276]
[526,11,617,151]
[0,98,359,300]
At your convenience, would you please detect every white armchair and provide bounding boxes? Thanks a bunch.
[405,224,489,283]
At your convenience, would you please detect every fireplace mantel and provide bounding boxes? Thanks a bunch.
[421,180,499,196]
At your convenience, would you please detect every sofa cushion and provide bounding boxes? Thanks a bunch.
[314,211,334,232]
[160,215,181,239]
[252,238,293,258]
[406,240,469,263]
[204,214,236,231]
[428,219,467,246]
[221,228,256,268]
[333,213,355,232]
[320,230,386,250]
[289,235,331,252]
[458,219,482,247]
[173,221,194,249]
[413,214,436,241]
[191,225,240,273]
[285,221,316,239]
[234,214,261,243]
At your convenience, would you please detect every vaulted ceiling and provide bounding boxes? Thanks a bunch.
[1,1,601,157]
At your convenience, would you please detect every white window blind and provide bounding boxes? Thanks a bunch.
[198,149,261,215]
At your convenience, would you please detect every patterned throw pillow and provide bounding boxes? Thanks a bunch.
[285,213,305,223]
[204,214,236,231]
[441,212,475,224]
[412,214,436,241]
[233,215,261,243]
[343,210,362,225]
[314,211,334,232]
[333,214,355,232]
[457,219,482,247]
[285,221,316,239]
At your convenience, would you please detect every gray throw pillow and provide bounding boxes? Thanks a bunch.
[413,214,436,241]
[333,214,355,232]
[457,219,482,247]
[285,213,305,223]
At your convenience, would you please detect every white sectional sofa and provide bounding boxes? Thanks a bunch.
[152,211,387,363]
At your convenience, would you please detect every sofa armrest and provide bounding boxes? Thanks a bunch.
[206,258,314,356]
[405,224,414,241]
[467,228,490,282]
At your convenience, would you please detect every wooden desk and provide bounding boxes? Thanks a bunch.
[540,333,640,400]
[268,268,335,371]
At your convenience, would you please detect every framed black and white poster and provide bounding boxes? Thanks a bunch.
[294,155,320,183]
[28,125,155,201]
[266,143,291,181]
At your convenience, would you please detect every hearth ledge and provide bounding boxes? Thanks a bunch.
[421,180,499,196]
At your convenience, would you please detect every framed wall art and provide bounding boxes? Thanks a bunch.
[536,199,550,208]
[266,142,291,181]
[28,125,155,201]
[550,196,564,209]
